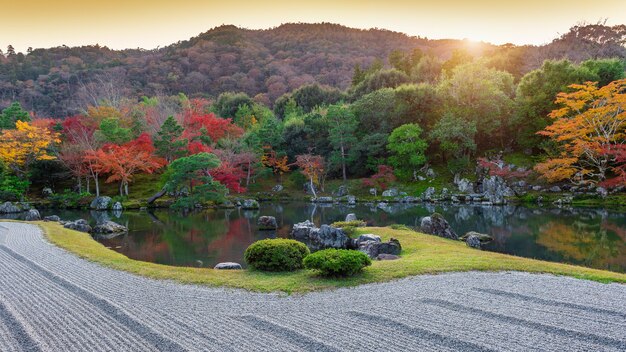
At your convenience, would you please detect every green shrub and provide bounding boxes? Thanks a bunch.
[244,239,310,272]
[304,249,372,277]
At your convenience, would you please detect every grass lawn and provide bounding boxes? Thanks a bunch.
[36,221,626,293]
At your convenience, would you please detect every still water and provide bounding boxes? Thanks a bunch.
[37,202,626,272]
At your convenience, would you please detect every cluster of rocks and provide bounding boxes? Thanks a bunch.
[290,220,402,260]
[257,216,277,230]
[218,199,260,210]
[418,212,494,249]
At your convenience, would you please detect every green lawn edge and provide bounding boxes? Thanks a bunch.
[30,221,626,293]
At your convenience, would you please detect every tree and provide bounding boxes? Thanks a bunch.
[261,147,290,182]
[295,154,325,198]
[85,134,165,196]
[0,120,60,177]
[442,48,473,74]
[362,165,396,193]
[163,153,226,209]
[534,79,626,185]
[387,124,428,180]
[213,92,253,118]
[154,115,187,162]
[327,105,358,181]
[0,102,30,130]
[94,118,132,144]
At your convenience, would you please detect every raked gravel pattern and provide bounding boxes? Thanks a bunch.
[0,222,624,352]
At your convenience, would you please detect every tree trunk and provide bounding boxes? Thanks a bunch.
[341,144,347,182]
[77,176,82,193]
[124,182,129,196]
[310,177,317,198]
[94,173,100,197]
[119,182,124,197]
[147,187,167,204]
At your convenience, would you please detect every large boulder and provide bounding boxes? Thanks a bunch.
[241,199,260,209]
[90,196,112,210]
[41,187,54,197]
[382,188,399,197]
[347,195,357,205]
[482,176,514,205]
[459,231,493,243]
[24,209,41,221]
[465,235,482,249]
[333,185,348,197]
[0,202,22,214]
[63,219,92,233]
[112,202,123,211]
[358,238,402,259]
[214,262,242,270]
[345,213,358,222]
[456,178,474,193]
[290,220,351,251]
[421,187,436,201]
[257,216,278,230]
[91,220,128,234]
[43,215,61,222]
[420,213,458,240]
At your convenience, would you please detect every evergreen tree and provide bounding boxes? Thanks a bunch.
[154,116,188,162]
[0,102,30,130]
[327,104,358,181]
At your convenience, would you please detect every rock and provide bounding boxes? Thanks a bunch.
[356,234,381,244]
[376,254,400,260]
[24,209,41,221]
[421,187,436,201]
[41,187,54,197]
[382,188,399,197]
[63,219,92,233]
[218,200,236,208]
[465,235,482,249]
[112,202,123,211]
[459,231,493,243]
[358,238,402,258]
[426,168,436,178]
[345,213,358,222]
[272,184,284,192]
[420,213,458,240]
[214,262,242,270]
[313,197,333,203]
[90,196,112,210]
[291,220,351,251]
[347,195,356,205]
[257,216,278,230]
[369,188,377,196]
[596,187,608,199]
[417,175,426,181]
[482,176,514,205]
[0,202,22,214]
[333,185,348,197]
[440,188,449,199]
[456,178,474,193]
[532,185,542,191]
[451,195,460,203]
[400,196,418,203]
[91,220,128,234]
[43,215,61,222]
[241,199,260,209]
[549,186,561,193]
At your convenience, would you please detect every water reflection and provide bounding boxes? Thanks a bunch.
[24,203,626,272]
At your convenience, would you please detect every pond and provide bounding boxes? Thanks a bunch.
[31,202,626,273]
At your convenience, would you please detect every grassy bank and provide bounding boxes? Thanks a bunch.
[37,221,626,293]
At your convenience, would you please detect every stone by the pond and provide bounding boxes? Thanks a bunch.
[63,219,92,233]
[456,178,474,193]
[42,187,54,197]
[44,215,61,222]
[241,199,260,209]
[596,187,608,198]
[549,186,561,193]
[0,202,22,214]
[25,209,41,221]
[376,253,400,260]
[459,231,493,243]
[291,220,351,251]
[482,176,514,205]
[382,188,399,197]
[91,220,128,234]
[465,235,482,249]
[314,197,333,203]
[257,216,278,230]
[420,213,458,240]
[90,196,112,210]
[112,202,123,211]
[214,262,242,270]
[345,213,357,222]
[369,188,377,196]
[358,238,402,258]
[272,184,284,192]
[347,195,356,205]
[421,187,436,201]
[333,185,348,197]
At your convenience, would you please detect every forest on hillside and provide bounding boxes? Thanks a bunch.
[1,22,625,117]
[0,22,625,206]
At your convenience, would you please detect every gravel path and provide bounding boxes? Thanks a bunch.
[0,222,624,351]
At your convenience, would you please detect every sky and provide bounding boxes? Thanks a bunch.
[2,0,626,53]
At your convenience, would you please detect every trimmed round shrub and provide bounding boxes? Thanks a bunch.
[244,239,310,272]
[304,249,372,277]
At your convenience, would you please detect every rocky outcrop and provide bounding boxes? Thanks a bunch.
[44,215,61,222]
[241,199,260,209]
[345,213,357,222]
[90,196,112,210]
[24,209,41,221]
[358,238,402,258]
[420,213,458,240]
[465,235,482,249]
[482,176,514,205]
[257,216,277,230]
[456,178,474,193]
[0,202,22,214]
[91,220,128,234]
[291,220,350,251]
[63,219,92,233]
[214,262,242,270]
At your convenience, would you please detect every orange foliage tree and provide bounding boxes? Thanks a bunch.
[0,120,60,176]
[535,79,626,185]
[261,146,289,182]
[294,154,325,198]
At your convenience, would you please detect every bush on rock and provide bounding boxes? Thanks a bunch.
[244,239,310,272]
[304,249,371,277]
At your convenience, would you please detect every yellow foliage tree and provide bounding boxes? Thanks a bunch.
[0,120,61,176]
[535,79,626,184]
